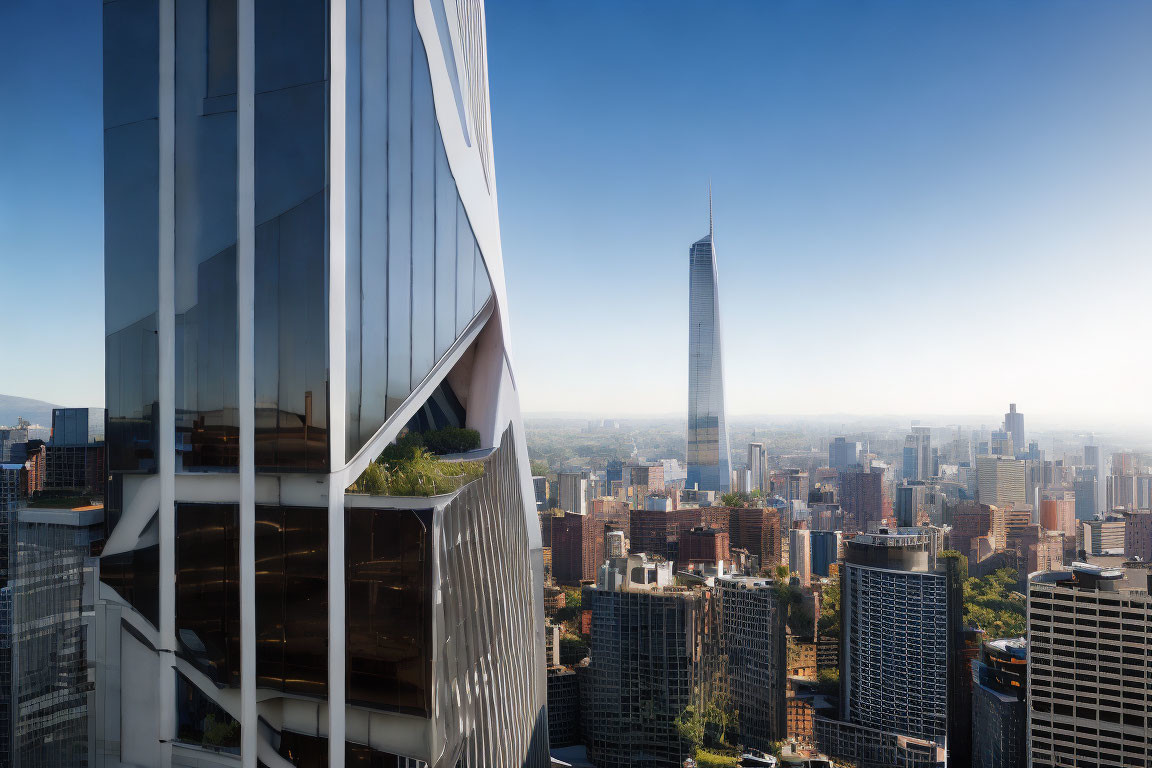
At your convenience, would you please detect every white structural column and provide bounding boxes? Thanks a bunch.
[327,0,348,765]
[157,0,177,765]
[237,0,257,766]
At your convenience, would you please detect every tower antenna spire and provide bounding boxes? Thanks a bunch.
[708,179,713,238]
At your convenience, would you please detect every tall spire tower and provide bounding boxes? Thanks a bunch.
[686,187,732,493]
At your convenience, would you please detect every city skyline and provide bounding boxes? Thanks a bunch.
[4,1,1152,423]
[4,3,1152,768]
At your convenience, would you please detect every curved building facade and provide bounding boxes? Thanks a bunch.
[98,1,547,766]
[686,200,731,493]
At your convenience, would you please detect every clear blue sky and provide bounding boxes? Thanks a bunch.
[2,1,1150,426]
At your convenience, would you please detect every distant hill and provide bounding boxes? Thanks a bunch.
[0,394,60,429]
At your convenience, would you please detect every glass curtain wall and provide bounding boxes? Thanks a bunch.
[173,503,329,697]
[255,504,328,697]
[104,0,160,480]
[345,5,494,459]
[175,503,241,686]
[175,0,240,471]
[346,507,431,716]
[253,0,330,472]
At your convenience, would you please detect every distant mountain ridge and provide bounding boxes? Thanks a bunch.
[0,394,61,429]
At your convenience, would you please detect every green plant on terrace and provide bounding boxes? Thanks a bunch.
[349,447,483,497]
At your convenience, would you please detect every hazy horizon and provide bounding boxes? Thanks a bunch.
[3,0,1150,423]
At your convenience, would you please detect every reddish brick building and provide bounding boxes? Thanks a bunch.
[728,506,786,572]
[628,506,728,565]
[947,501,994,558]
[22,441,46,497]
[551,498,629,584]
[840,468,883,533]
[680,526,730,566]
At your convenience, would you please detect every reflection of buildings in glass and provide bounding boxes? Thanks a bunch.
[98,1,546,766]
[686,196,731,493]
[1,503,104,767]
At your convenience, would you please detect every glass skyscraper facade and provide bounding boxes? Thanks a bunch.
[686,200,731,493]
[98,2,547,767]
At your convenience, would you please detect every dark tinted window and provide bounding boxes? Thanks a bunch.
[175,503,240,686]
[101,540,160,628]
[255,505,328,697]
[277,731,407,768]
[176,671,240,753]
[346,507,431,716]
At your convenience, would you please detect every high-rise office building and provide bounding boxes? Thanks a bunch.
[583,578,708,768]
[947,501,995,558]
[1002,403,1024,457]
[828,437,861,473]
[1106,472,1139,511]
[1083,445,1107,516]
[98,2,547,766]
[44,407,107,497]
[716,576,788,751]
[1081,517,1126,555]
[770,468,809,507]
[1125,510,1152,562]
[789,527,812,586]
[896,482,929,527]
[810,530,842,578]
[841,467,884,533]
[545,667,580,749]
[728,506,787,572]
[1039,489,1076,540]
[815,531,964,768]
[625,463,665,495]
[977,456,1026,508]
[686,194,731,493]
[558,471,589,515]
[1074,472,1099,521]
[4,504,104,768]
[532,475,548,511]
[1028,563,1152,768]
[0,421,31,464]
[551,500,630,584]
[971,637,1027,768]
[748,442,766,496]
[903,427,932,482]
[680,526,729,567]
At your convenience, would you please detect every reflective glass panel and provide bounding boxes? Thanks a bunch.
[346,507,431,716]
[433,135,457,361]
[175,0,238,472]
[103,0,159,129]
[385,0,413,418]
[176,671,240,752]
[255,505,328,697]
[100,538,160,628]
[175,503,240,686]
[342,17,498,458]
[410,32,436,390]
[253,0,328,471]
[105,112,159,475]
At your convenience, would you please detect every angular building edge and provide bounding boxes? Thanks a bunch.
[96,1,548,766]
